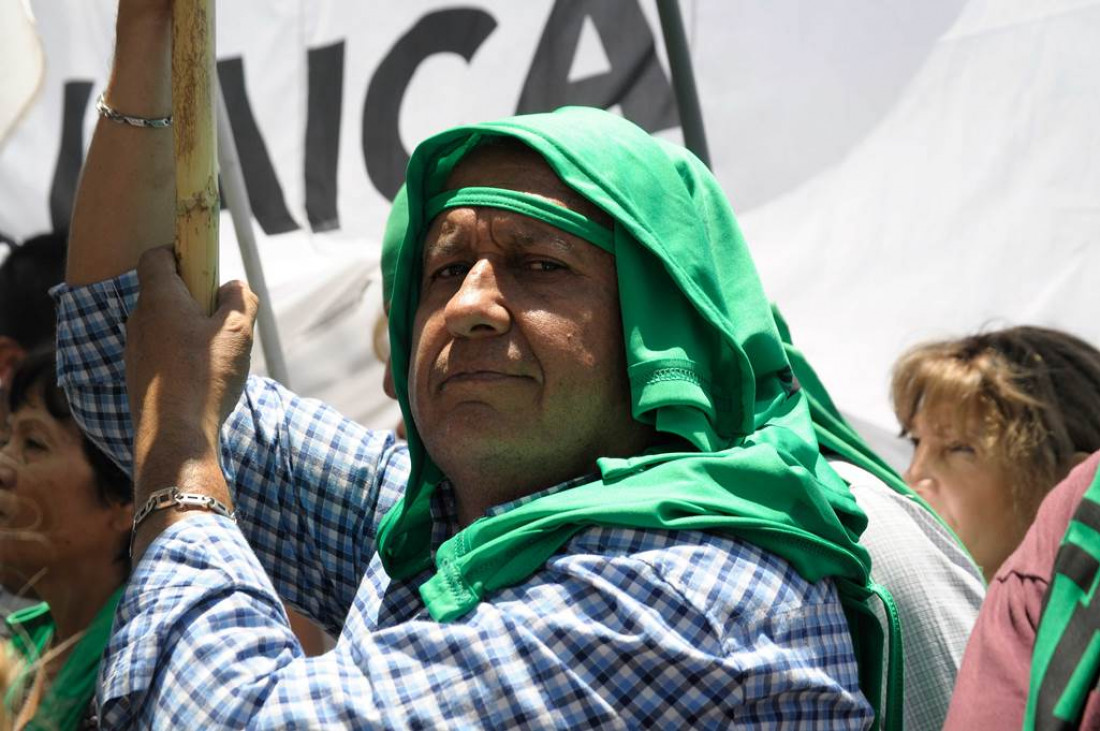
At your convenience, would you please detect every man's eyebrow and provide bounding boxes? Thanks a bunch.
[511,226,576,255]
[422,216,580,259]
[422,234,467,261]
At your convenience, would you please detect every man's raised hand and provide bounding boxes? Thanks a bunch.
[126,247,258,486]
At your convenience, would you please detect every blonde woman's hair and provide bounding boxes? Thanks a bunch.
[892,326,1100,520]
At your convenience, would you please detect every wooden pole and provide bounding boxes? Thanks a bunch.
[173,0,218,315]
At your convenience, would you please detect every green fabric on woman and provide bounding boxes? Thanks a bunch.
[3,587,121,730]
[377,106,899,728]
[1026,464,1100,729]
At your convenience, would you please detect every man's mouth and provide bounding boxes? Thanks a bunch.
[442,370,529,387]
[438,364,541,392]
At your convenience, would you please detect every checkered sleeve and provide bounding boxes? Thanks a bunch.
[98,520,872,729]
[54,274,140,470]
[54,273,411,634]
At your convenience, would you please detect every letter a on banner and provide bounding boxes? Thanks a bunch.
[518,0,679,134]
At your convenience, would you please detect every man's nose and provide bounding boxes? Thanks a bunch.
[444,260,511,338]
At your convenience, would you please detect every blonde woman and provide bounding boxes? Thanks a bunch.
[892,326,1100,580]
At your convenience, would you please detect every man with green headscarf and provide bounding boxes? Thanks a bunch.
[55,5,880,727]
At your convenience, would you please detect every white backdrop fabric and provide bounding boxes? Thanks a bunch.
[3,0,1098,470]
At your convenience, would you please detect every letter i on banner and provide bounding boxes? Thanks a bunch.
[173,0,219,315]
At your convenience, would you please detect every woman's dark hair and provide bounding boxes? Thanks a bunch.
[6,348,132,509]
[0,231,67,350]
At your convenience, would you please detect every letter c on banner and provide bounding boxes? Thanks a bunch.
[363,9,498,201]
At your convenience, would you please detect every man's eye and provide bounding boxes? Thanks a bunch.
[527,260,566,272]
[430,263,470,281]
[946,442,975,456]
[26,438,47,451]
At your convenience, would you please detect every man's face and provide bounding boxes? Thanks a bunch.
[409,144,652,516]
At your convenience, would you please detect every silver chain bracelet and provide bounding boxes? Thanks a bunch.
[131,486,236,558]
[95,93,172,129]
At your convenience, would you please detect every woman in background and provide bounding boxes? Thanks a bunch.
[892,326,1100,581]
[0,350,132,730]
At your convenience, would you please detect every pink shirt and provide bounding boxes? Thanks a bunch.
[945,451,1100,729]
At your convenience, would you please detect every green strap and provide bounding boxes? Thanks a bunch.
[869,582,905,731]
[1026,461,1100,729]
[426,186,616,254]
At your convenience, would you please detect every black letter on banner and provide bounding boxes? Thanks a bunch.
[217,58,299,235]
[363,10,497,201]
[306,42,345,232]
[49,81,93,231]
[518,0,678,133]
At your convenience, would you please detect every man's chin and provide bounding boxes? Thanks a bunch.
[427,404,532,438]
[421,413,543,464]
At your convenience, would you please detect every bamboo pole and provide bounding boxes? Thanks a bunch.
[173,0,219,314]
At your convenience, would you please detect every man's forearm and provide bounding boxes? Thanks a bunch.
[67,4,174,285]
[130,427,231,561]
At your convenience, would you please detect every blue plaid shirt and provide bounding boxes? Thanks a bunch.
[55,272,872,729]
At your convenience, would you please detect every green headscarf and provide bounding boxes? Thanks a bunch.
[380,184,407,307]
[377,107,895,727]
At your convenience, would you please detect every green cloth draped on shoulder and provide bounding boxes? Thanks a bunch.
[771,305,969,546]
[3,587,122,730]
[377,106,898,728]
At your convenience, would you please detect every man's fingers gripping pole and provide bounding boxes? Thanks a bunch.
[214,279,260,336]
[136,246,203,315]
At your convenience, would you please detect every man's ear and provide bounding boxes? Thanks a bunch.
[383,357,397,400]
[0,336,26,384]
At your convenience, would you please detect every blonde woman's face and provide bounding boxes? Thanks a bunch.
[904,407,1024,582]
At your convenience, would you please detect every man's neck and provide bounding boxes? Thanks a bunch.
[455,485,525,527]
[451,467,598,527]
